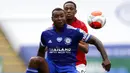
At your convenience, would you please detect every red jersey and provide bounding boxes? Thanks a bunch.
[70,17,88,65]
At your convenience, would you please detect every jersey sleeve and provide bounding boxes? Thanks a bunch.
[40,32,46,47]
[77,28,91,42]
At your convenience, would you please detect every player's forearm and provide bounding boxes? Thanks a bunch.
[37,45,46,58]
[87,35,108,61]
[94,39,108,61]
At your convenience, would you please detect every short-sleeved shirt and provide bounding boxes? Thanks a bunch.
[40,24,91,65]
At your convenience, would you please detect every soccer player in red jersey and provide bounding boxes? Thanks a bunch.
[63,1,88,72]
[63,1,111,72]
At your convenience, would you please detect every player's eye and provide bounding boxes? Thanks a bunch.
[53,16,58,18]
[70,7,74,10]
[60,14,64,17]
[64,8,68,10]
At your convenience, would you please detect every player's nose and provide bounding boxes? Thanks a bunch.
[66,9,71,13]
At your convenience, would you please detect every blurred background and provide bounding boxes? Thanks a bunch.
[0,0,130,73]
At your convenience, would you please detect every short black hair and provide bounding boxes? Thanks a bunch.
[52,8,64,16]
[63,1,77,9]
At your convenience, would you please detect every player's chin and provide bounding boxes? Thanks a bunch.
[58,23,64,28]
[66,16,73,20]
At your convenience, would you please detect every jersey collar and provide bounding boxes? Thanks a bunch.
[53,24,67,32]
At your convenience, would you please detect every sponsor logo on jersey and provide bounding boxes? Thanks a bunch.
[49,48,71,54]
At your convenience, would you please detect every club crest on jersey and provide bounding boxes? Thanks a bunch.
[56,37,63,42]
[64,37,72,45]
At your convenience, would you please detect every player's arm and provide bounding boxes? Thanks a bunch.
[78,28,108,61]
[37,33,46,58]
[37,43,46,58]
[37,43,49,73]
[78,29,111,72]
[26,32,49,73]
[86,35,108,60]
[85,35,111,71]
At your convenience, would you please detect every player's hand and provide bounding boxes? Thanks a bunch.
[78,41,88,53]
[102,59,111,72]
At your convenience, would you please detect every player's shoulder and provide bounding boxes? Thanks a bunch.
[77,19,86,26]
[41,26,54,36]
[66,24,82,33]
[66,24,77,30]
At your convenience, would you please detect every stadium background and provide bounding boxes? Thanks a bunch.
[0,0,130,73]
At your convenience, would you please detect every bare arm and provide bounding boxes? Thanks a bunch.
[37,44,49,73]
[79,28,111,71]
[86,35,108,61]
[37,43,46,58]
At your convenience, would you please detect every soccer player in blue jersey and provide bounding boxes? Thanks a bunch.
[26,8,111,73]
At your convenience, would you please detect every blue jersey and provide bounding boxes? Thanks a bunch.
[40,24,91,65]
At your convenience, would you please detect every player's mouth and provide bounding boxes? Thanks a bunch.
[57,21,63,24]
[66,14,72,17]
[57,20,62,22]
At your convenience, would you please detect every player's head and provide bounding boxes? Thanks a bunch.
[63,1,77,19]
[52,8,66,29]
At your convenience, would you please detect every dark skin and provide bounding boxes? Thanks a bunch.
[51,10,66,32]
[39,9,110,71]
[38,10,67,54]
[64,3,88,53]
[64,3,111,72]
[27,8,110,73]
[64,3,77,23]
[27,56,49,73]
[38,10,67,57]
[26,10,67,73]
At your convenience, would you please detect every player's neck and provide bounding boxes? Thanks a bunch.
[66,17,76,25]
[55,28,63,33]
[54,25,65,33]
